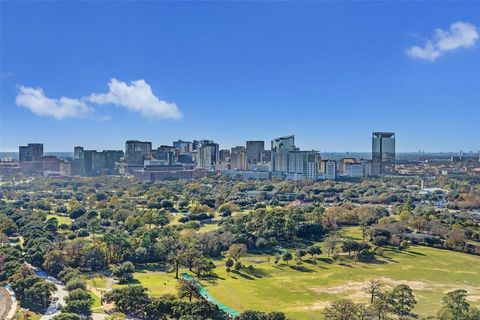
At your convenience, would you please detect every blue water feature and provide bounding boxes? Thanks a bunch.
[181,272,240,317]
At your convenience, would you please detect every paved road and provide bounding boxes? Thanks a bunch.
[30,268,68,320]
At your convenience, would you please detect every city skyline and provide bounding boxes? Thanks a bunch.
[1,2,480,152]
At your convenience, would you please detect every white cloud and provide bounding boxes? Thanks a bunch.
[15,79,182,120]
[406,21,479,61]
[88,78,182,120]
[15,86,92,119]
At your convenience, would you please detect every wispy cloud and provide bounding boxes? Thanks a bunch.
[405,21,479,61]
[15,79,182,120]
[16,86,92,119]
[87,78,181,120]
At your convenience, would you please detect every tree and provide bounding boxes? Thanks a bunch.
[323,299,364,320]
[111,261,135,284]
[295,249,305,261]
[178,279,202,302]
[446,228,467,250]
[437,290,471,320]
[103,286,151,317]
[65,278,87,291]
[236,310,287,320]
[52,313,82,320]
[226,243,247,262]
[387,284,417,318]
[370,293,390,320]
[170,300,226,320]
[146,295,175,320]
[342,240,360,256]
[282,252,293,265]
[325,235,341,256]
[105,312,127,320]
[43,250,69,277]
[9,266,56,311]
[366,280,383,304]
[64,288,93,316]
[225,258,234,272]
[306,246,322,260]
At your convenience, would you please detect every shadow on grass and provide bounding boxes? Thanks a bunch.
[232,270,255,280]
[134,263,168,272]
[317,257,334,264]
[289,265,316,273]
[245,267,271,278]
[120,278,140,285]
[338,262,353,268]
[381,256,399,263]
[200,273,226,282]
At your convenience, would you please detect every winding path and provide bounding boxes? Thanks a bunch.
[1,285,18,320]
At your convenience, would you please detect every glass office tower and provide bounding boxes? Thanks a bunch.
[372,132,395,175]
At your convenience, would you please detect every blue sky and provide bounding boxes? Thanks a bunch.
[1,2,479,152]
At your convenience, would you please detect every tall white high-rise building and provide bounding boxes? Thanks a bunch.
[325,160,337,180]
[231,146,247,170]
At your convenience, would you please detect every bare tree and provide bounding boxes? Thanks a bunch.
[366,280,383,304]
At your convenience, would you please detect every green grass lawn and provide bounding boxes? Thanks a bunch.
[88,275,107,291]
[89,290,104,313]
[198,220,220,233]
[196,229,480,319]
[90,226,480,320]
[114,270,179,296]
[46,214,73,225]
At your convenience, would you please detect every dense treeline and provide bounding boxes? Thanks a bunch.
[0,174,479,319]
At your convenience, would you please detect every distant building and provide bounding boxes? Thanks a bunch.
[261,150,272,163]
[103,150,124,171]
[152,145,176,165]
[173,140,192,153]
[249,162,271,172]
[273,151,289,172]
[134,164,206,181]
[177,153,194,164]
[231,146,247,170]
[41,156,63,172]
[80,149,123,176]
[193,140,214,151]
[271,135,295,152]
[219,149,231,162]
[372,132,395,175]
[74,146,84,160]
[246,141,264,165]
[325,160,337,180]
[306,152,320,180]
[344,163,364,178]
[198,143,219,170]
[339,158,357,174]
[19,143,44,162]
[125,140,152,169]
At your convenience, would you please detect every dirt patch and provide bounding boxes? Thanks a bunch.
[310,277,434,301]
[0,287,12,320]
[306,301,330,310]
[469,295,480,301]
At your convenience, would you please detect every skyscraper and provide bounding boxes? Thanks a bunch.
[246,141,264,165]
[173,140,192,153]
[231,146,247,170]
[19,143,44,162]
[271,135,295,152]
[219,149,231,162]
[198,143,219,170]
[372,132,395,175]
[74,146,84,160]
[125,140,152,167]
